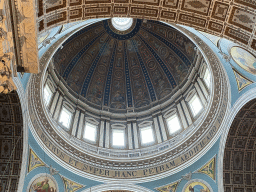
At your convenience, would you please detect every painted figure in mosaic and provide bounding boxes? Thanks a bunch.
[113,91,124,102]
[184,42,195,56]
[188,185,209,192]
[231,47,256,74]
[32,178,56,192]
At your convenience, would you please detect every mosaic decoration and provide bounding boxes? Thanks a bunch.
[53,19,196,110]
[197,157,215,180]
[28,175,57,192]
[231,47,256,74]
[28,149,45,173]
[61,176,84,192]
[233,69,253,91]
[223,99,256,192]
[184,181,210,192]
[156,181,179,192]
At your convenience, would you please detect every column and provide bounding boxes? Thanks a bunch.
[194,82,206,105]
[181,99,193,125]
[132,122,139,149]
[153,117,162,143]
[158,115,167,141]
[127,123,133,149]
[99,120,105,147]
[177,103,188,129]
[50,91,59,114]
[105,121,110,148]
[197,77,209,99]
[77,112,84,139]
[53,95,63,121]
[71,109,80,136]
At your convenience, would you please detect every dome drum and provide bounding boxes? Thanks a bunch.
[27,19,229,181]
[42,19,212,158]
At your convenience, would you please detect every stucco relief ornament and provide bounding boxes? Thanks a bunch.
[47,165,59,176]
[0,54,15,93]
[218,50,231,62]
[182,172,192,181]
[42,37,56,47]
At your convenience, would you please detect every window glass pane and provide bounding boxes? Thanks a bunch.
[59,107,72,128]
[189,95,203,116]
[113,130,125,146]
[204,68,211,87]
[44,84,53,106]
[167,114,181,134]
[83,123,97,142]
[140,126,154,144]
[111,18,133,31]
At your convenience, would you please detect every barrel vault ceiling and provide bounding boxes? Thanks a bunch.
[36,0,256,54]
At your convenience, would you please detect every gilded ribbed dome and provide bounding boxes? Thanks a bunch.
[53,19,196,111]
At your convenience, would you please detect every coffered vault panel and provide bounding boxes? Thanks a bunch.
[0,92,23,191]
[223,99,256,192]
[36,0,256,54]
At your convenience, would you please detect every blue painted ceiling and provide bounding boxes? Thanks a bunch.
[53,19,197,111]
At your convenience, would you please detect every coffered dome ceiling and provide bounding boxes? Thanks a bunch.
[52,19,196,111]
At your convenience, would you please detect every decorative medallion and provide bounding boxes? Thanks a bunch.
[156,181,179,192]
[28,174,57,192]
[28,149,45,173]
[197,157,215,180]
[230,47,256,74]
[233,69,253,91]
[61,176,84,192]
[183,180,211,192]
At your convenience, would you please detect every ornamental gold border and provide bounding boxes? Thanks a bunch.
[27,22,229,180]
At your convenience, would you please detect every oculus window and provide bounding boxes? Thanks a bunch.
[140,126,154,144]
[59,107,72,129]
[44,84,53,106]
[167,114,182,134]
[112,129,125,146]
[83,123,97,142]
[111,17,133,31]
[189,94,203,117]
[204,68,211,87]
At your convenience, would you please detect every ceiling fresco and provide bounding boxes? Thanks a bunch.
[223,98,256,192]
[36,0,256,54]
[53,19,196,110]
